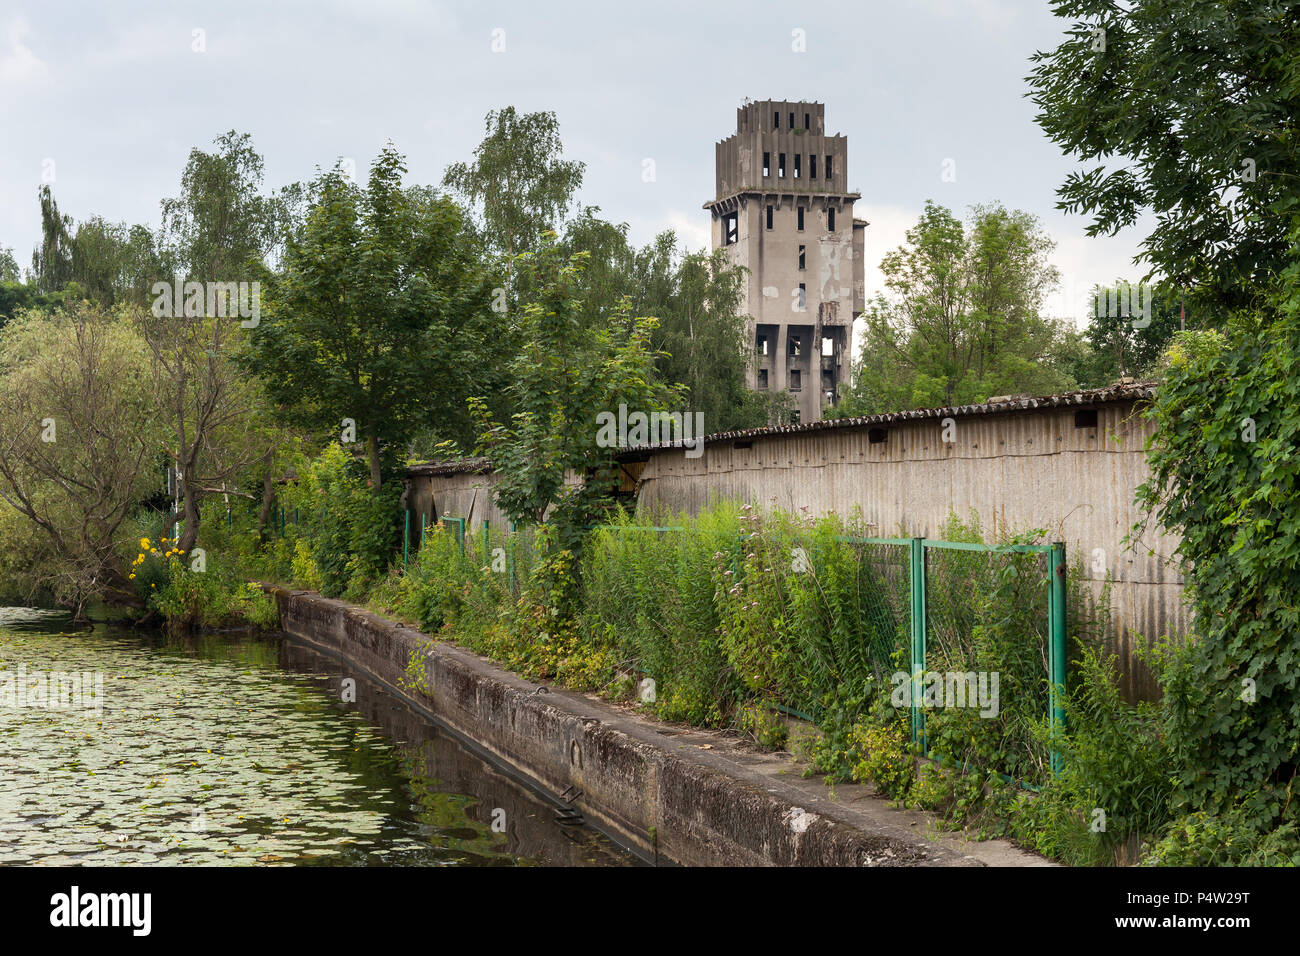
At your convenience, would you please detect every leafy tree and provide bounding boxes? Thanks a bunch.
[1027,0,1300,314]
[242,144,491,488]
[67,217,163,308]
[841,201,1073,414]
[1136,229,1300,832]
[0,245,19,283]
[160,130,290,283]
[443,107,586,280]
[137,131,295,552]
[0,305,161,612]
[470,236,679,549]
[561,211,774,432]
[1068,281,1196,386]
[30,185,74,294]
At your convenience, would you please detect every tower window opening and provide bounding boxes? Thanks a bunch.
[798,283,806,311]
[804,112,810,130]
[798,245,806,270]
[722,211,738,246]
[790,334,802,356]
[757,334,768,356]
[828,208,836,231]
[789,369,802,392]
[774,111,779,128]
[778,153,786,178]
[789,111,795,129]
[810,155,817,179]
[794,154,801,179]
[762,152,770,177]
[766,205,773,230]
[757,369,768,389]
[825,155,833,180]
[822,335,834,357]
[797,207,805,231]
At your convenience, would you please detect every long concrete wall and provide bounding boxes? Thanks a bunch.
[269,586,982,867]
[404,392,1188,700]
[633,397,1186,700]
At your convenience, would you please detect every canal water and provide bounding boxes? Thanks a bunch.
[0,607,638,866]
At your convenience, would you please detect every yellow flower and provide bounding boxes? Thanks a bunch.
[128,573,135,579]
[140,538,150,549]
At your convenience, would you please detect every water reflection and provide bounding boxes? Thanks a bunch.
[0,611,638,867]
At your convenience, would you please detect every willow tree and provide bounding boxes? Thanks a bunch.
[0,305,160,611]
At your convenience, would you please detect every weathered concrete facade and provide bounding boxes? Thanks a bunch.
[404,458,510,546]
[706,100,866,423]
[404,384,1186,700]
[630,383,1186,700]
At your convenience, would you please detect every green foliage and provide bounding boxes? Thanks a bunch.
[719,508,904,718]
[1142,808,1300,867]
[159,130,291,285]
[387,523,498,633]
[739,701,789,749]
[580,507,738,725]
[286,444,400,599]
[1028,0,1300,313]
[840,201,1075,415]
[470,236,679,547]
[1066,281,1198,386]
[849,710,915,802]
[135,532,279,633]
[1050,643,1174,844]
[444,107,586,266]
[1135,272,1300,834]
[242,143,492,481]
[0,305,162,610]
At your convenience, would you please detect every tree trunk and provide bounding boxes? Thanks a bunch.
[178,481,201,555]
[367,434,382,490]
[257,465,276,542]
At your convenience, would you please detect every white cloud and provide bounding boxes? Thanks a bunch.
[0,17,49,94]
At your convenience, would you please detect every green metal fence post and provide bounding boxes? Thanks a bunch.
[910,537,928,754]
[482,519,490,565]
[403,509,410,567]
[1048,541,1068,776]
[508,521,517,593]
[420,513,426,553]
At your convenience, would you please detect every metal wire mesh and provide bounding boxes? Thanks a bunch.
[922,544,1053,785]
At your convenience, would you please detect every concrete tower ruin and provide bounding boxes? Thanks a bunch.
[705,100,866,423]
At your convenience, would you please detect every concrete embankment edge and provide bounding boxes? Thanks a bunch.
[269,586,983,867]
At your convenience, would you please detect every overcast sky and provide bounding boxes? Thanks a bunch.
[1,0,1150,327]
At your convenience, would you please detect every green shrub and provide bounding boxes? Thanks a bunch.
[1143,807,1300,867]
[286,444,400,599]
[739,700,789,749]
[1137,288,1300,832]
[850,715,914,801]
